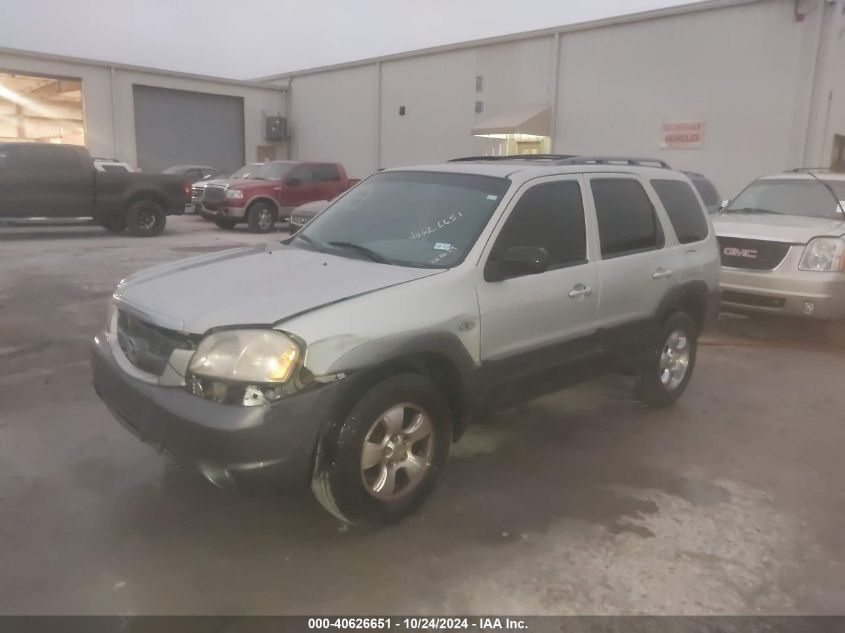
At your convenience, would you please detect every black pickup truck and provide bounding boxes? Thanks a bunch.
[0,143,191,237]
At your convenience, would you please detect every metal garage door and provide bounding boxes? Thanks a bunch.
[133,85,245,173]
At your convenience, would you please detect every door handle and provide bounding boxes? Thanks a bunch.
[568,283,594,298]
[652,268,674,279]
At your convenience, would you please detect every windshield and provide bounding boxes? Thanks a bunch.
[725,178,845,219]
[292,171,510,268]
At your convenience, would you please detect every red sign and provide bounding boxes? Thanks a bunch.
[661,120,704,149]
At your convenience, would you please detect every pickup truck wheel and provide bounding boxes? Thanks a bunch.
[311,373,452,526]
[633,312,698,408]
[99,216,126,233]
[214,217,238,230]
[126,200,166,237]
[247,202,277,233]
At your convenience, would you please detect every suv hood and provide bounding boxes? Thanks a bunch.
[114,244,441,334]
[713,213,845,244]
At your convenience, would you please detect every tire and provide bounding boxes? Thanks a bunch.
[633,312,698,408]
[214,217,238,230]
[126,199,166,237]
[99,216,126,233]
[311,373,452,526]
[247,201,278,233]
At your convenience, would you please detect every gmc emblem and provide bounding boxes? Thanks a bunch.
[723,247,758,259]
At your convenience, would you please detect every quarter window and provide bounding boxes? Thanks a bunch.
[494,180,587,268]
[651,179,709,244]
[591,178,663,257]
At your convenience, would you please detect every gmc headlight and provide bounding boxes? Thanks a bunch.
[188,329,301,406]
[799,237,845,272]
[225,189,244,200]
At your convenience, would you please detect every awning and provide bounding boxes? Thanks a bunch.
[472,104,551,137]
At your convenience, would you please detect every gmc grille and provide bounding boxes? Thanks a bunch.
[116,311,195,376]
[203,185,227,203]
[717,236,791,270]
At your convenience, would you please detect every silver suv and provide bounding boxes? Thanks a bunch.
[92,156,719,525]
[713,171,845,321]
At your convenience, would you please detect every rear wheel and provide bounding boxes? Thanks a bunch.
[126,200,166,237]
[311,373,452,526]
[214,217,238,230]
[633,312,698,408]
[247,201,277,233]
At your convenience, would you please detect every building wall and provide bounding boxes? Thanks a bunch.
[804,1,845,170]
[554,0,820,196]
[287,0,836,198]
[0,49,285,168]
[289,65,379,178]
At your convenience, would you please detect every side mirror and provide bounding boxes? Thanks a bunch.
[285,176,302,186]
[719,199,730,211]
[485,246,549,282]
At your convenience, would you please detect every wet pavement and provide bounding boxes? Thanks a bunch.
[0,217,843,614]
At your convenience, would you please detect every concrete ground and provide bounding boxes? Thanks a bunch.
[0,216,843,615]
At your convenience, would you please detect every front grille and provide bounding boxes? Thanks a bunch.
[116,311,195,376]
[191,186,204,203]
[721,290,786,309]
[717,236,791,270]
[203,185,227,203]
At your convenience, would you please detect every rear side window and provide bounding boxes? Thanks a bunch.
[651,179,709,244]
[591,179,664,258]
[313,164,341,181]
[494,180,587,268]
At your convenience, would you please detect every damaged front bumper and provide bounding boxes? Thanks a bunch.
[91,333,341,490]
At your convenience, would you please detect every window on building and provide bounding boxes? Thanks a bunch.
[493,180,587,268]
[592,178,664,257]
[474,101,484,114]
[651,179,709,244]
[475,75,483,92]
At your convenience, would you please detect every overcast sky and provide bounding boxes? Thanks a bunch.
[0,0,698,80]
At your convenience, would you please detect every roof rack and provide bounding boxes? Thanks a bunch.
[448,154,672,169]
[556,156,672,168]
[448,154,575,162]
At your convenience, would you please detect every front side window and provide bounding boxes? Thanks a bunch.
[289,165,314,183]
[493,180,586,268]
[253,161,296,180]
[592,178,664,258]
[725,179,845,219]
[294,171,509,268]
[651,179,709,244]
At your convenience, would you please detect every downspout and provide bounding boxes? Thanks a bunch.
[109,66,118,159]
[801,0,827,167]
[549,32,561,153]
[375,61,382,170]
[285,80,292,160]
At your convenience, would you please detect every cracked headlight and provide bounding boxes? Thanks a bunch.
[188,329,300,406]
[799,237,845,272]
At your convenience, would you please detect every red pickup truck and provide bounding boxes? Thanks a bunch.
[198,161,357,233]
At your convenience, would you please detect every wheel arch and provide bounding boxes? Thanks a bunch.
[656,280,711,334]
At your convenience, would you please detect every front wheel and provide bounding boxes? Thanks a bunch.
[126,200,166,237]
[311,373,452,526]
[633,312,698,408]
[247,202,277,233]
